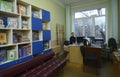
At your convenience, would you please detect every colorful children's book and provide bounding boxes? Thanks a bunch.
[7,49,16,61]
[0,0,13,12]
[4,17,18,28]
[17,4,27,15]
[0,33,7,45]
[0,49,7,63]
[13,33,17,43]
[18,47,22,58]
[0,17,5,28]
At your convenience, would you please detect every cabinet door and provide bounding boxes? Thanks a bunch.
[43,30,51,40]
[32,17,42,30]
[32,41,43,55]
[42,9,50,21]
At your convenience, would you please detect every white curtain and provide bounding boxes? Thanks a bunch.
[110,0,118,42]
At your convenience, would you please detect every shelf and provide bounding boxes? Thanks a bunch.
[32,40,41,42]
[43,48,51,51]
[17,42,31,45]
[0,0,51,70]
[0,44,16,48]
[17,0,30,6]
[0,10,19,17]
[13,29,31,31]
[0,60,12,65]
[0,28,11,30]
[21,15,30,18]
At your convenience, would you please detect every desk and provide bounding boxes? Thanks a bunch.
[65,45,83,64]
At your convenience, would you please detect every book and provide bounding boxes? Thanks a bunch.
[32,11,40,18]
[17,4,27,15]
[32,31,39,41]
[7,49,16,61]
[22,19,29,29]
[0,1,13,12]
[0,17,5,28]
[0,33,7,45]
[43,23,47,29]
[18,47,22,58]
[25,45,31,55]
[43,41,49,50]
[13,33,17,43]
[21,46,27,57]
[4,17,18,28]
[0,49,7,63]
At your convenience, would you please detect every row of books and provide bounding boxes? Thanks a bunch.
[17,4,27,15]
[13,33,30,43]
[0,0,13,12]
[0,16,18,28]
[32,11,40,18]
[22,19,29,29]
[32,31,39,41]
[18,45,31,58]
[0,49,16,64]
[43,41,49,50]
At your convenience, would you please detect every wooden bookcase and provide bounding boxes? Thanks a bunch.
[0,0,51,69]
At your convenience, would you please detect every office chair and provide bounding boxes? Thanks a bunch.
[107,38,117,61]
[108,38,117,52]
[80,46,102,74]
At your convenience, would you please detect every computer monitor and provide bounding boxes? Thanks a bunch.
[76,36,84,44]
[70,36,76,44]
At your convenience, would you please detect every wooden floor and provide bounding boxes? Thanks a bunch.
[57,61,120,77]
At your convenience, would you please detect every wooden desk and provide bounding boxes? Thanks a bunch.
[68,45,83,64]
[113,52,120,62]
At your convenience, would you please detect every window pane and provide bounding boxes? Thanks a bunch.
[82,9,98,17]
[83,18,93,36]
[101,8,105,15]
[74,19,84,36]
[73,8,106,42]
[75,12,86,18]
[95,16,106,38]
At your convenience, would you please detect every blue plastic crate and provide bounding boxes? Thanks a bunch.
[32,41,43,55]
[42,9,50,21]
[32,17,42,30]
[43,30,51,40]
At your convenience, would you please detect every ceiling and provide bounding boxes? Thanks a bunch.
[55,0,104,6]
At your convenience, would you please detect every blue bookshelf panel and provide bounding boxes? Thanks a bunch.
[43,49,52,54]
[42,9,50,21]
[17,55,33,63]
[43,30,51,40]
[32,17,42,30]
[0,60,17,70]
[32,41,43,55]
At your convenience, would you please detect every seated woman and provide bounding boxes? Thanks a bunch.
[69,32,76,44]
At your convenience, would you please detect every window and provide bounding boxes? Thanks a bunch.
[73,8,106,40]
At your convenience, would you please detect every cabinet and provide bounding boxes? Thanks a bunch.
[0,0,51,69]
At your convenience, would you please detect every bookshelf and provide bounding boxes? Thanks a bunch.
[42,9,51,52]
[0,0,51,69]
